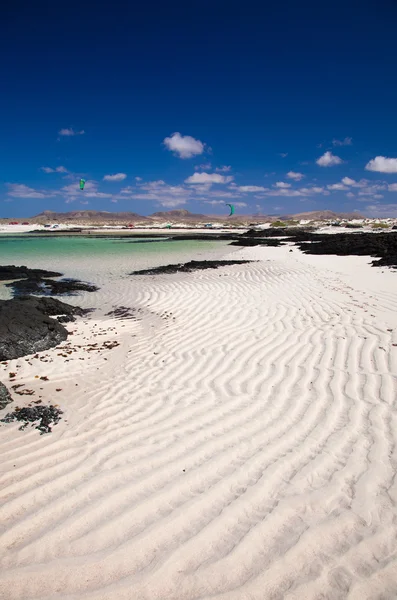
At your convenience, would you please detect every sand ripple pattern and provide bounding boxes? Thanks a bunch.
[1,248,397,599]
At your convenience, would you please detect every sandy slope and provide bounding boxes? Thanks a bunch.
[1,246,397,599]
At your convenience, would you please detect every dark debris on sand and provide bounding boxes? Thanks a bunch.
[1,405,63,434]
[130,259,254,276]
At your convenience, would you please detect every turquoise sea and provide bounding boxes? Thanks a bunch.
[0,234,232,304]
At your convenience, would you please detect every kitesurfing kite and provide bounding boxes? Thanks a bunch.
[79,179,86,191]
[226,203,235,216]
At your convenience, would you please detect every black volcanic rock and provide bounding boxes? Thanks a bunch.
[0,296,87,360]
[0,382,12,411]
[229,238,283,247]
[7,277,99,296]
[0,265,62,281]
[131,259,253,275]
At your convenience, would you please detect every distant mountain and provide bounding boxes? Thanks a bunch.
[27,209,368,225]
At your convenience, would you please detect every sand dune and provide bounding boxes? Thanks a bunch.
[1,246,397,599]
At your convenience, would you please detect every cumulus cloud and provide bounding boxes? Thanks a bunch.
[365,156,397,173]
[237,185,267,192]
[41,166,68,174]
[278,153,288,158]
[61,181,112,199]
[388,184,397,191]
[286,171,304,181]
[103,173,127,182]
[58,128,85,136]
[327,183,348,191]
[342,177,356,185]
[195,162,212,171]
[346,192,355,198]
[185,172,233,185]
[163,132,205,159]
[157,199,187,208]
[332,137,352,146]
[135,176,142,181]
[7,184,48,199]
[274,182,291,188]
[215,165,232,172]
[364,204,397,217]
[316,151,343,167]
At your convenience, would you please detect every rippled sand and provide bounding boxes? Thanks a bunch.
[1,245,397,599]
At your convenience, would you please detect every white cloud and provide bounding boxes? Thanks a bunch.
[346,192,355,198]
[58,128,85,136]
[332,137,352,146]
[215,165,231,172]
[274,182,291,188]
[327,183,348,191]
[316,151,343,167]
[278,153,288,158]
[7,184,47,199]
[203,200,225,205]
[195,162,212,171]
[158,199,187,208]
[388,184,397,191]
[364,204,397,217]
[237,185,267,192]
[135,176,142,181]
[60,181,112,199]
[286,171,304,181]
[163,132,205,159]
[120,186,134,194]
[233,202,248,207]
[342,177,356,185]
[365,156,397,173]
[41,166,68,173]
[103,173,127,182]
[185,172,233,184]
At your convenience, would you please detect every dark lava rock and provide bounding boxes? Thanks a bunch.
[0,265,62,281]
[296,232,397,269]
[230,238,282,247]
[130,259,253,275]
[0,382,12,410]
[7,277,99,296]
[237,229,397,269]
[1,405,63,434]
[0,296,87,360]
[241,227,315,240]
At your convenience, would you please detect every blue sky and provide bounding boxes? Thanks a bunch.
[2,0,397,218]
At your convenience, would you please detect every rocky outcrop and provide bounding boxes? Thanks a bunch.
[0,296,87,360]
[0,382,12,410]
[1,265,99,296]
[0,265,62,280]
[130,259,253,276]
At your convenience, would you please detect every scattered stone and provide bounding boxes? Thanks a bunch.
[1,405,63,434]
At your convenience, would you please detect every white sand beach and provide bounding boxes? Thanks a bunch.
[1,244,397,599]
